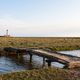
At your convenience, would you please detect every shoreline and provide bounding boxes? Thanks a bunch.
[0,37,80,79]
[0,67,80,80]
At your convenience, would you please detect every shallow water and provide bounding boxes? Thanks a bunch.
[0,50,80,74]
[59,50,80,57]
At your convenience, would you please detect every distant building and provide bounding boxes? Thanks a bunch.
[0,29,11,37]
[4,29,10,37]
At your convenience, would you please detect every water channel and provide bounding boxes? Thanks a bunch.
[0,50,80,74]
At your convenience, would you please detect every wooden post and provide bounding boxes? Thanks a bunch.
[42,57,46,67]
[6,52,8,56]
[48,61,51,67]
[63,65,68,69]
[17,53,19,58]
[16,50,20,58]
[46,59,51,67]
[30,54,32,63]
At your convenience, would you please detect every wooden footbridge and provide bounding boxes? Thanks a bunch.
[4,47,80,69]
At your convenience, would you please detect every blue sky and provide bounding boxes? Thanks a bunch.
[0,0,80,37]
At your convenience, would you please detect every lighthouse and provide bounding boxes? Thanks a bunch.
[5,29,10,37]
[6,29,8,36]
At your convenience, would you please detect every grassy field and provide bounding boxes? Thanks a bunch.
[0,37,80,80]
[0,67,80,80]
[0,37,80,51]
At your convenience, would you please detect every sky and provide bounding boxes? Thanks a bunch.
[0,0,80,37]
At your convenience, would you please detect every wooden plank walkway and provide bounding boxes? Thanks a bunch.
[27,49,80,68]
[4,47,80,68]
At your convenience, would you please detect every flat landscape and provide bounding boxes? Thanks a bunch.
[0,37,80,80]
[0,37,80,51]
[0,0,80,80]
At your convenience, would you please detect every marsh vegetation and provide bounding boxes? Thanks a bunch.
[0,37,80,80]
[0,37,80,51]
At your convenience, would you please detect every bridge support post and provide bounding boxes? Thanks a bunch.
[30,54,32,63]
[48,61,51,67]
[6,52,9,56]
[17,53,20,58]
[46,60,51,67]
[42,57,46,67]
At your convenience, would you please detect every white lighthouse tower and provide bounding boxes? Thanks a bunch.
[5,29,10,37]
[6,29,8,36]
